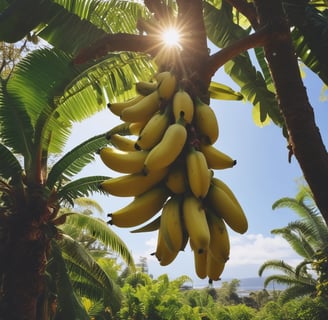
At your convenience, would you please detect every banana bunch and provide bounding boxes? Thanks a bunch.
[98,70,248,281]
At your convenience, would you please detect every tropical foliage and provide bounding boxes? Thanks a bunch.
[1,0,328,319]
[259,184,328,302]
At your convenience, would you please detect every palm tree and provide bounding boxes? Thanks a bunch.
[259,184,328,302]
[0,0,328,318]
[0,44,154,320]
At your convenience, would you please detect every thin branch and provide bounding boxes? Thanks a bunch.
[224,0,259,29]
[73,33,159,64]
[206,26,269,81]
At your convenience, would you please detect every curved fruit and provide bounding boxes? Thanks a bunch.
[182,195,210,254]
[206,183,248,234]
[194,99,219,144]
[109,134,137,152]
[165,164,187,194]
[186,147,211,199]
[172,89,194,124]
[108,95,144,116]
[190,239,207,279]
[135,108,170,150]
[130,216,161,233]
[100,167,168,197]
[154,228,179,266]
[206,253,225,281]
[108,186,169,227]
[121,90,160,122]
[144,121,187,172]
[157,71,177,100]
[99,147,148,173]
[159,196,184,253]
[199,144,236,170]
[136,80,158,96]
[129,121,147,135]
[206,209,230,262]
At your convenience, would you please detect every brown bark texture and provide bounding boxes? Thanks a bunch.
[253,0,328,224]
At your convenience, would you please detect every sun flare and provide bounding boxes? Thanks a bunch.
[162,28,180,47]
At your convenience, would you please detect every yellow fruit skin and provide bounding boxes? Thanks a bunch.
[99,147,148,174]
[144,122,187,172]
[206,253,225,281]
[206,209,230,262]
[190,239,207,279]
[194,99,219,144]
[129,121,147,135]
[206,183,248,234]
[172,90,194,124]
[109,134,137,152]
[136,81,158,96]
[135,109,170,150]
[199,144,236,170]
[182,195,210,254]
[157,71,177,100]
[100,167,168,197]
[186,148,210,199]
[155,228,179,266]
[108,95,144,116]
[159,196,183,253]
[121,90,160,122]
[108,186,169,228]
[130,216,161,233]
[165,164,187,194]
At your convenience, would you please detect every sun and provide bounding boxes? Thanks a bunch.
[162,28,181,47]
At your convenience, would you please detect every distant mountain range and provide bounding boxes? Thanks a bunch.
[193,277,287,293]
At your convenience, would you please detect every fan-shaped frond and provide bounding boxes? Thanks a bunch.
[58,234,114,291]
[0,79,34,158]
[64,212,135,268]
[0,143,23,182]
[57,175,110,205]
[258,260,296,277]
[46,133,108,189]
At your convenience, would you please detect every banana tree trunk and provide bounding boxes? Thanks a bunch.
[253,0,328,225]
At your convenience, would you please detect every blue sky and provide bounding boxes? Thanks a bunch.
[64,54,328,287]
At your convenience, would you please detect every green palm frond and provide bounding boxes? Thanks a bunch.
[263,274,315,289]
[59,234,114,291]
[0,143,23,182]
[258,259,296,277]
[279,283,316,304]
[46,133,108,189]
[271,226,315,259]
[64,212,135,268]
[295,260,313,277]
[0,79,34,159]
[57,175,110,205]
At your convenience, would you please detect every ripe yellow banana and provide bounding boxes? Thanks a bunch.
[108,95,144,117]
[100,167,168,197]
[99,147,148,173]
[186,147,211,199]
[190,239,207,279]
[182,195,210,254]
[129,121,147,135]
[206,183,248,234]
[172,89,194,124]
[136,80,158,96]
[199,144,236,170]
[135,108,170,150]
[154,228,179,266]
[109,134,137,152]
[156,71,177,100]
[159,196,184,253]
[206,253,225,281]
[165,163,187,194]
[108,186,169,228]
[194,98,219,144]
[130,216,161,233]
[143,121,187,172]
[206,209,230,263]
[120,90,160,122]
